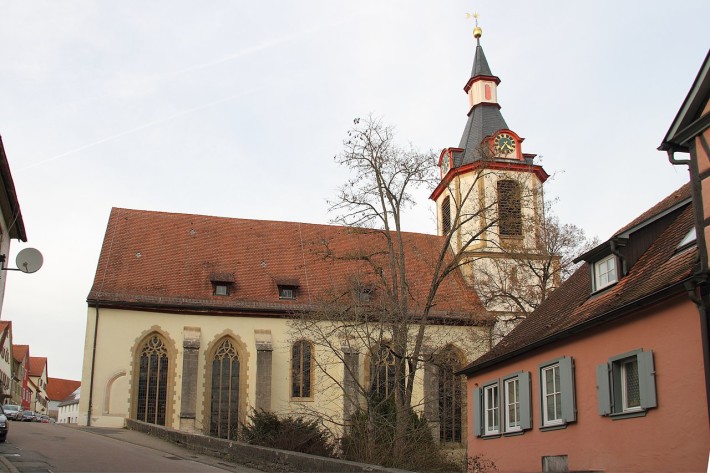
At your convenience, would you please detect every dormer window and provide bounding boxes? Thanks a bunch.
[677,227,696,250]
[594,255,618,291]
[210,272,235,296]
[278,285,297,300]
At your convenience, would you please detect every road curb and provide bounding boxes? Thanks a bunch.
[0,454,19,473]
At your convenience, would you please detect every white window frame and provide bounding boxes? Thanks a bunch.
[594,254,618,291]
[541,364,563,426]
[504,377,521,432]
[483,383,500,435]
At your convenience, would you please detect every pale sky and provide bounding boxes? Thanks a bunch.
[0,1,707,380]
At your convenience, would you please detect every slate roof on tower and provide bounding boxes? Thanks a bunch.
[454,35,511,167]
[88,208,487,324]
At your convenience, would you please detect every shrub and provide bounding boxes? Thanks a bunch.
[240,410,336,458]
[340,396,458,472]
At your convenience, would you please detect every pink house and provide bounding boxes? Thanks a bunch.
[459,182,710,472]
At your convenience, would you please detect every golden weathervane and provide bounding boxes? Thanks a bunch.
[465,12,483,39]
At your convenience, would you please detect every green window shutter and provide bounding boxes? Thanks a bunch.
[638,350,657,409]
[519,371,532,430]
[559,357,576,423]
[473,387,482,437]
[596,363,611,416]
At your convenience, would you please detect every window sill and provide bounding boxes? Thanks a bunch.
[289,397,315,403]
[480,433,502,440]
[503,429,524,437]
[610,409,647,420]
[540,422,568,432]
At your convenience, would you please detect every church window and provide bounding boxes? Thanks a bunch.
[442,196,451,235]
[278,285,297,300]
[291,340,313,398]
[497,180,522,237]
[213,283,229,296]
[210,338,240,440]
[370,343,396,399]
[136,334,169,426]
[438,346,462,443]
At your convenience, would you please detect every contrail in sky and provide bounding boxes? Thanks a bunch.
[19,84,270,171]
[19,11,372,171]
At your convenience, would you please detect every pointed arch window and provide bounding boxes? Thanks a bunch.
[370,343,396,399]
[136,335,169,426]
[291,340,313,399]
[442,196,452,235]
[438,347,462,443]
[497,180,522,236]
[210,338,240,440]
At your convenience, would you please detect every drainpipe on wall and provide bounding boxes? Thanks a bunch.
[669,143,710,427]
[86,302,99,427]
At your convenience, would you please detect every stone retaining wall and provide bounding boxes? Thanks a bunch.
[126,419,411,473]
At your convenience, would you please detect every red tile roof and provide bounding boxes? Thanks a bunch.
[89,208,487,323]
[461,188,697,374]
[12,344,28,363]
[28,356,46,377]
[46,378,81,402]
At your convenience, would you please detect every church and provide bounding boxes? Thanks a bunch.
[78,25,550,447]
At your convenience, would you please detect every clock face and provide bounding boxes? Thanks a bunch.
[441,157,450,175]
[494,133,516,155]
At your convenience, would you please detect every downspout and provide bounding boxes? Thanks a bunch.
[669,142,710,426]
[684,277,710,426]
[87,301,99,427]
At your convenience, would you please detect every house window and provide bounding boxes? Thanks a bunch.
[442,196,451,235]
[504,377,520,432]
[291,340,313,399]
[541,364,562,425]
[278,285,297,300]
[370,344,395,399]
[539,357,576,429]
[594,255,617,291]
[483,382,500,435]
[497,180,522,237]
[596,349,656,418]
[475,374,529,437]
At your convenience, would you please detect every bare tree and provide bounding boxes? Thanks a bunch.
[288,116,510,468]
[472,202,597,339]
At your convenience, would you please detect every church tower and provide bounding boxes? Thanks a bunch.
[430,21,551,338]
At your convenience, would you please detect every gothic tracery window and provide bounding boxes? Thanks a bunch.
[438,346,462,443]
[136,334,169,426]
[210,338,240,440]
[291,340,313,398]
[370,343,396,399]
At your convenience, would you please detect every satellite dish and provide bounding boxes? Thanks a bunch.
[16,248,43,274]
